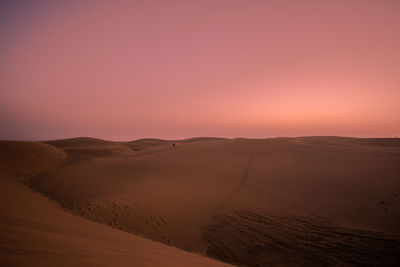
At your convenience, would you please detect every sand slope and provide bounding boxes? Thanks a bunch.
[2,137,400,266]
[0,141,231,266]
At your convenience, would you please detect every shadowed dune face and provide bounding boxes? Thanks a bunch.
[126,138,171,152]
[27,137,400,265]
[44,137,136,163]
[44,137,118,148]
[0,141,66,182]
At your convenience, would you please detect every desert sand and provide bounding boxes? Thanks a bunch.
[0,141,231,266]
[1,137,400,266]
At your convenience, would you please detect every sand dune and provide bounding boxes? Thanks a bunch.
[1,137,400,266]
[0,141,231,266]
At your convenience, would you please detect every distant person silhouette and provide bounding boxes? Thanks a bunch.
[173,142,175,148]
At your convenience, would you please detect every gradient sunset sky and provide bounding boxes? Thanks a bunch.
[1,0,399,140]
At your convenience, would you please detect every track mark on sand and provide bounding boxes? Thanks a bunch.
[179,149,239,183]
[215,141,253,210]
[205,211,400,266]
[139,211,172,245]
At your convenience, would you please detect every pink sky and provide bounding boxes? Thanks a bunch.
[1,0,399,140]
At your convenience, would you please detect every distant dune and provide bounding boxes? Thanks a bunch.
[1,137,400,266]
